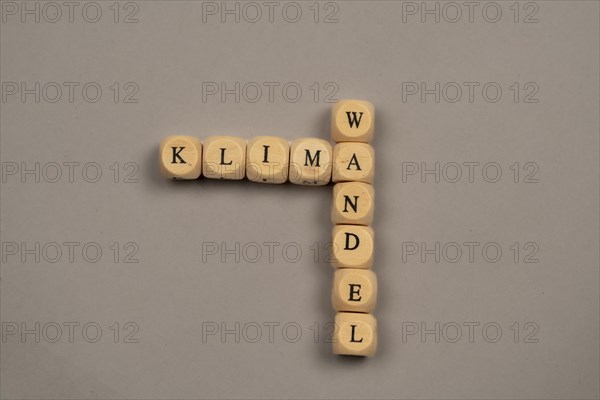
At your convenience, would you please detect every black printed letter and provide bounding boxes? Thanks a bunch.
[171,147,186,164]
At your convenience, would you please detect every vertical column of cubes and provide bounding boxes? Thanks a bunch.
[330,99,378,357]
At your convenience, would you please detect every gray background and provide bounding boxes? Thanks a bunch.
[1,1,599,399]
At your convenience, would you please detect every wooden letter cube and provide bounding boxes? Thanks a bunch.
[332,182,374,225]
[331,225,374,269]
[331,99,375,143]
[202,136,246,180]
[332,142,375,183]
[333,312,377,357]
[332,269,377,313]
[246,136,289,184]
[289,138,332,186]
[159,135,202,180]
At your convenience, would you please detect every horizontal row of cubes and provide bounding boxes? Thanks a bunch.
[159,136,375,185]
